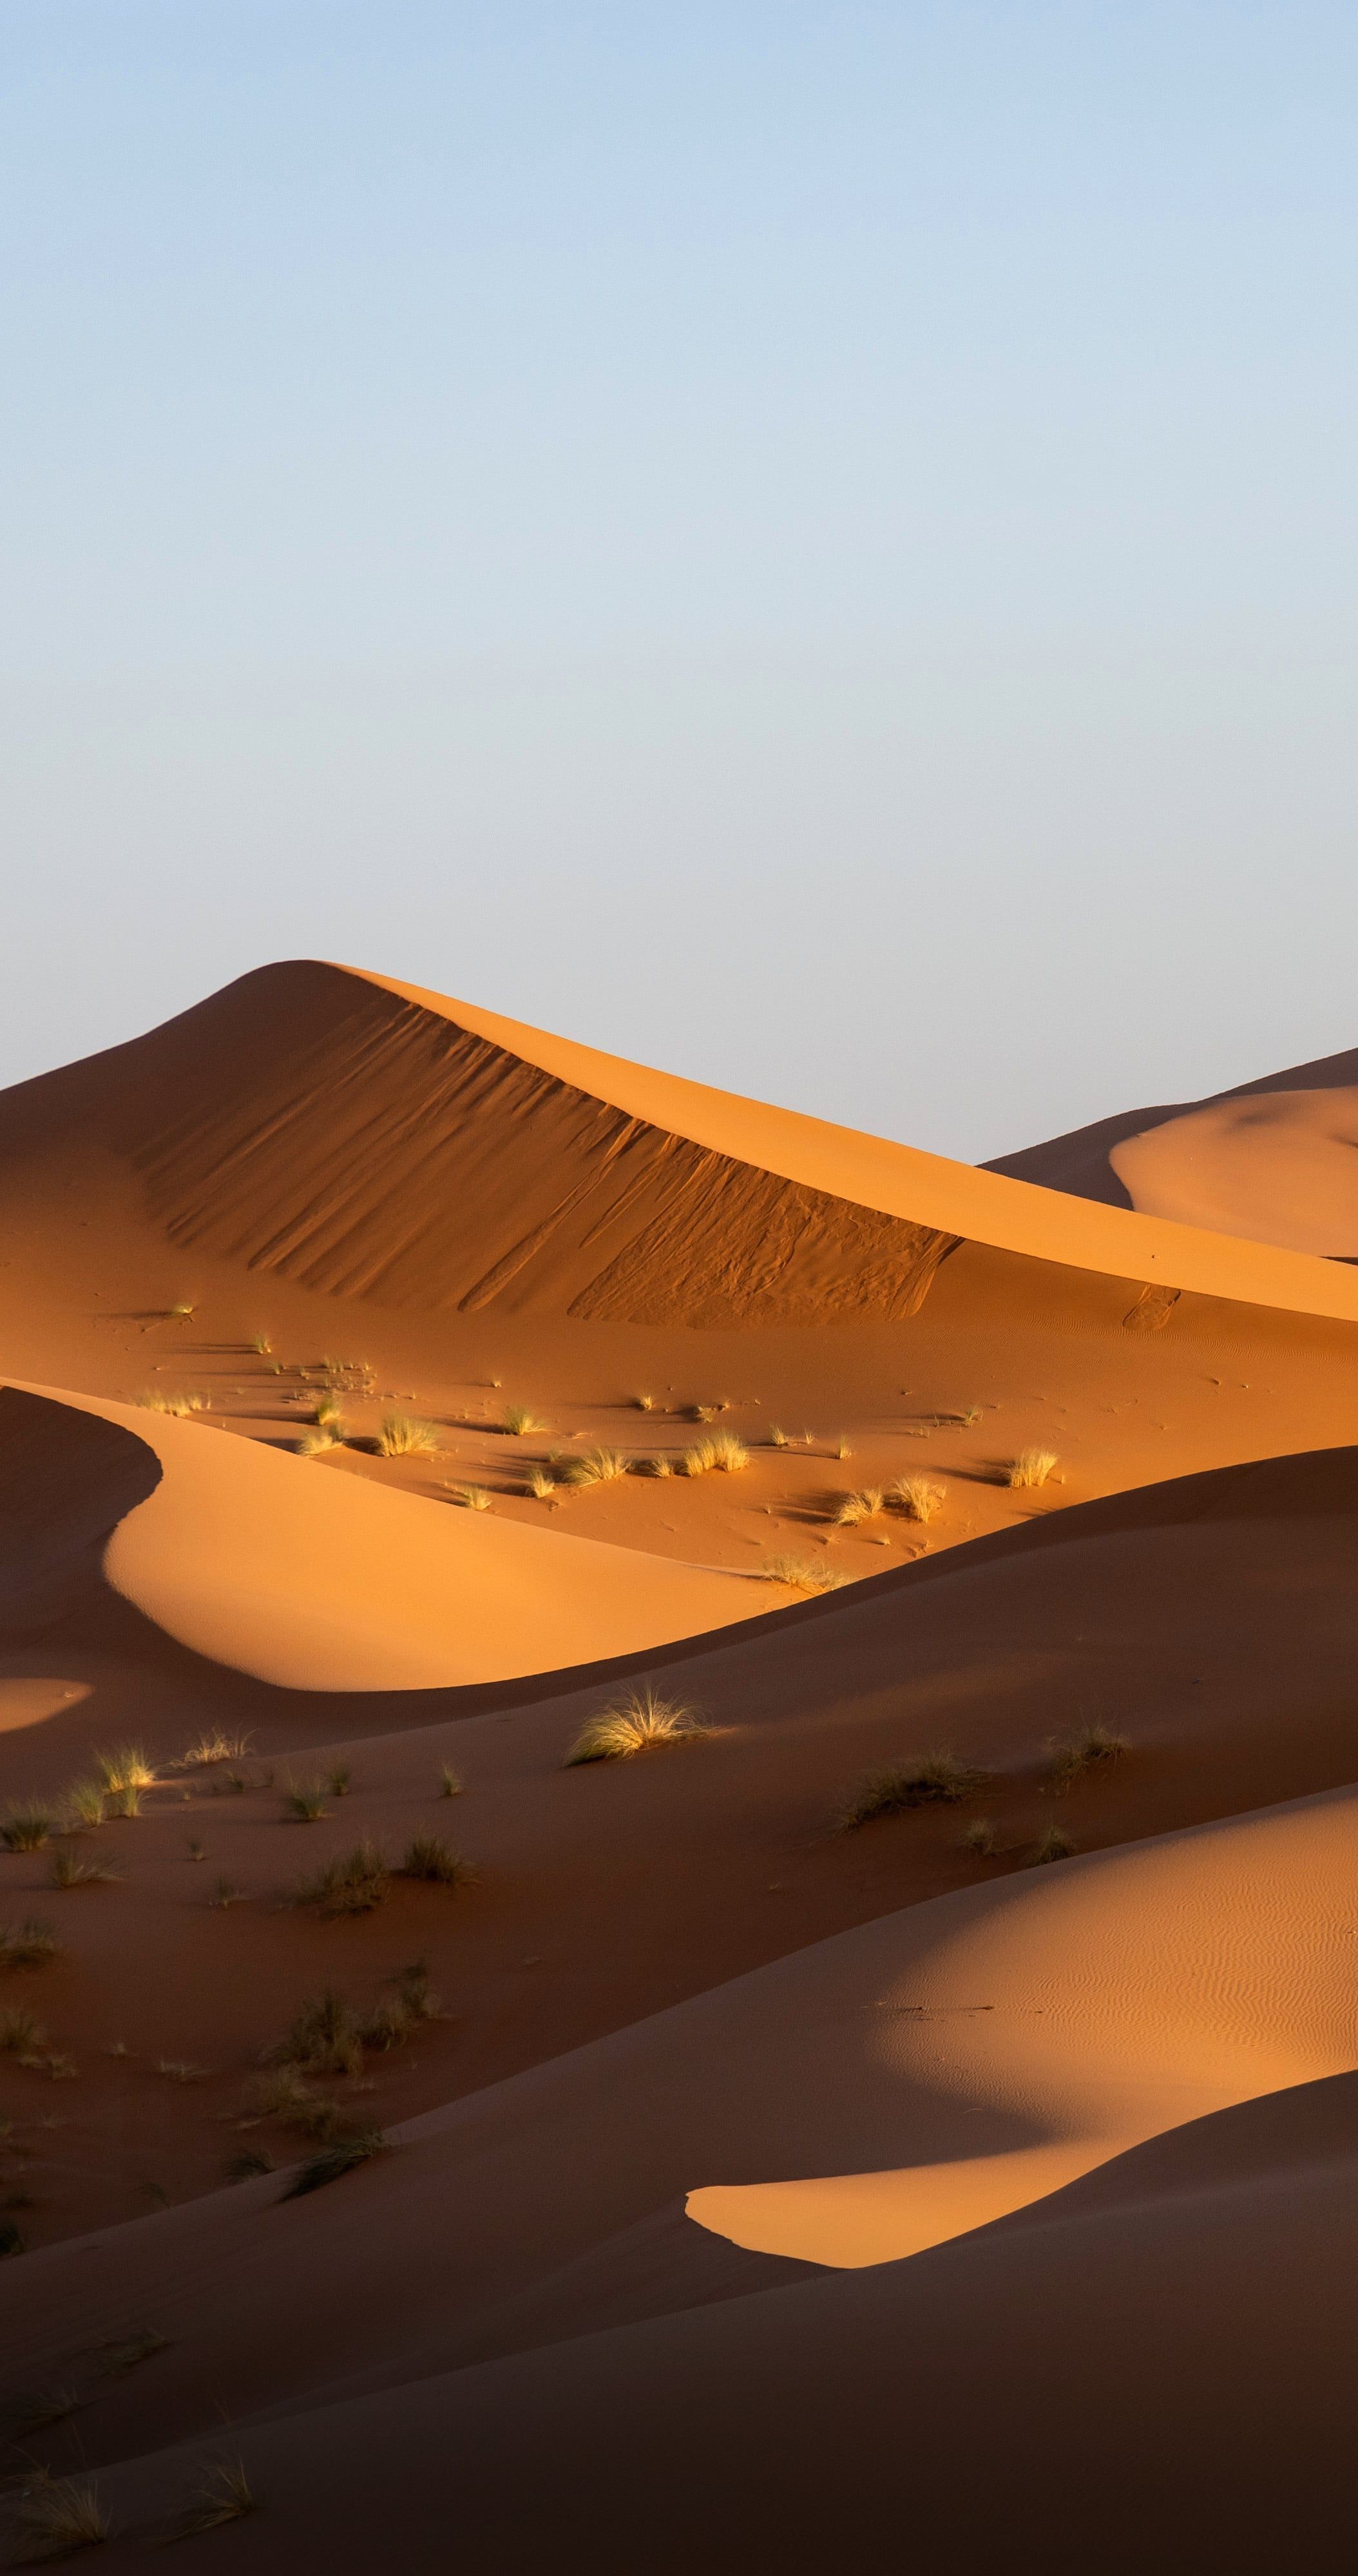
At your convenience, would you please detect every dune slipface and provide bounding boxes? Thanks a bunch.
[0,963,1354,2568]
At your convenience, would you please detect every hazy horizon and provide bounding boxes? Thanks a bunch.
[5,3,1357,1162]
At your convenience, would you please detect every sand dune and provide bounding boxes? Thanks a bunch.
[990,1037,1358,1253]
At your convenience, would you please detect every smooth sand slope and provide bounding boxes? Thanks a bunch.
[990,1036,1358,1253]
[6,1790,1358,2569]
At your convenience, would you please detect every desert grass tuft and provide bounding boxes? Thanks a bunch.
[281,1781,329,1823]
[0,2008,45,2053]
[836,1434,853,1461]
[267,1989,364,2078]
[634,1453,672,1477]
[62,1779,108,1831]
[299,1424,345,1457]
[210,1877,245,1909]
[177,2456,256,2534]
[227,2148,276,2183]
[767,1423,789,1447]
[12,2470,109,2556]
[399,1835,473,1887]
[50,1852,119,1890]
[1,1807,56,1852]
[104,1785,144,1820]
[325,1762,352,1798]
[448,1483,492,1510]
[524,1465,557,1500]
[284,2128,388,2197]
[1007,1446,1059,1490]
[376,1413,441,1459]
[294,1841,390,1915]
[250,1332,272,1355]
[837,1751,988,1829]
[563,1446,628,1486]
[180,1728,253,1769]
[500,1405,546,1435]
[834,1486,884,1528]
[437,1763,464,1799]
[93,1746,157,1794]
[678,1431,748,1477]
[138,1388,207,1416]
[156,2059,205,2083]
[761,1553,849,1593]
[1048,1721,1129,1791]
[566,1688,706,1766]
[240,2065,340,2134]
[0,1921,62,1970]
[1024,1822,1075,1866]
[889,1474,945,1524]
[633,1392,655,1412]
[961,1817,998,1857]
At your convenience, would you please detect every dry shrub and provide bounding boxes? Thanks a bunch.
[1008,1447,1058,1490]
[377,1414,441,1458]
[1048,1722,1129,1790]
[678,1431,748,1477]
[961,1817,998,1857]
[448,1483,492,1510]
[524,1465,557,1499]
[566,1689,706,1767]
[890,1474,944,1523]
[294,1842,391,1916]
[837,1751,988,1829]
[761,1554,848,1593]
[563,1446,628,1486]
[299,1424,345,1457]
[1024,1823,1075,1866]
[501,1405,546,1435]
[634,1454,672,1477]
[267,1989,364,2078]
[835,1487,884,1528]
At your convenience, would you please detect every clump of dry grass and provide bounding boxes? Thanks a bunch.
[524,1465,557,1500]
[678,1431,749,1477]
[566,1689,707,1766]
[835,1486,884,1528]
[761,1554,849,1593]
[180,1728,253,1770]
[138,1388,208,1416]
[837,1751,988,1829]
[314,1390,346,1428]
[836,1434,853,1461]
[1008,1446,1058,1490]
[635,1454,673,1477]
[0,2007,45,2052]
[104,1785,144,1820]
[167,1301,195,1322]
[299,1423,345,1457]
[281,1781,329,1823]
[500,1405,546,1435]
[563,1446,628,1486]
[267,1989,363,2078]
[211,1877,245,1909]
[1024,1822,1075,1866]
[1048,1722,1129,1791]
[0,1921,62,1970]
[294,1842,391,1915]
[768,1423,789,1448]
[250,1332,272,1356]
[240,2065,340,2136]
[1,1807,55,1852]
[889,1474,944,1523]
[437,1763,463,1798]
[12,2470,109,2555]
[62,1778,106,1830]
[961,1817,998,1857]
[50,1852,119,1890]
[399,1835,472,1887]
[326,1763,352,1798]
[376,1414,441,1458]
[176,2456,256,2534]
[156,2059,205,2084]
[633,1392,655,1412]
[228,2148,276,2183]
[284,2128,388,2198]
[448,1483,492,1511]
[93,1746,157,1795]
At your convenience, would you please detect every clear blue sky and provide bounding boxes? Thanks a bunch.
[4,2,1356,1159]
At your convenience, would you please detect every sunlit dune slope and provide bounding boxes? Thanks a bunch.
[0,1383,750,1689]
[3,955,1357,1320]
[8,1786,1358,2547]
[990,1037,1358,1255]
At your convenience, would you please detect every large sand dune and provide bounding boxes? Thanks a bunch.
[2,966,1357,2565]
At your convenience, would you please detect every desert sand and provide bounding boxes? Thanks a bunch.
[1,961,1356,2568]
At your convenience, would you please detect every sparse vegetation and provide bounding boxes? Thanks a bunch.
[836,1435,853,1460]
[104,1785,144,1820]
[294,1841,391,1915]
[961,1817,998,1857]
[250,1332,272,1356]
[299,1424,345,1457]
[761,1554,849,1593]
[177,2456,256,2533]
[156,2059,205,2084]
[284,2128,388,2198]
[399,1835,472,1887]
[500,1405,546,1435]
[168,1302,196,1322]
[563,1446,629,1486]
[267,1989,364,2078]
[376,1414,441,1458]
[437,1763,463,1799]
[1025,1822,1075,1866]
[12,2470,109,2555]
[94,1747,157,1794]
[1,1807,55,1852]
[768,1423,789,1447]
[634,1393,655,1412]
[227,2149,276,2183]
[1048,1722,1129,1791]
[282,1781,329,1823]
[240,2065,340,2134]
[326,1763,352,1799]
[0,2009,44,2054]
[0,1922,61,1970]
[448,1483,492,1510]
[1,2221,25,2258]
[678,1431,749,1477]
[50,1852,118,1890]
[837,1751,988,1829]
[180,1728,253,1769]
[889,1474,944,1523]
[566,1688,707,1766]
[62,1779,106,1830]
[635,1454,672,1477]
[1008,1446,1059,1490]
[210,1877,245,1909]
[835,1486,884,1528]
[314,1391,346,1429]
[524,1466,557,1500]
